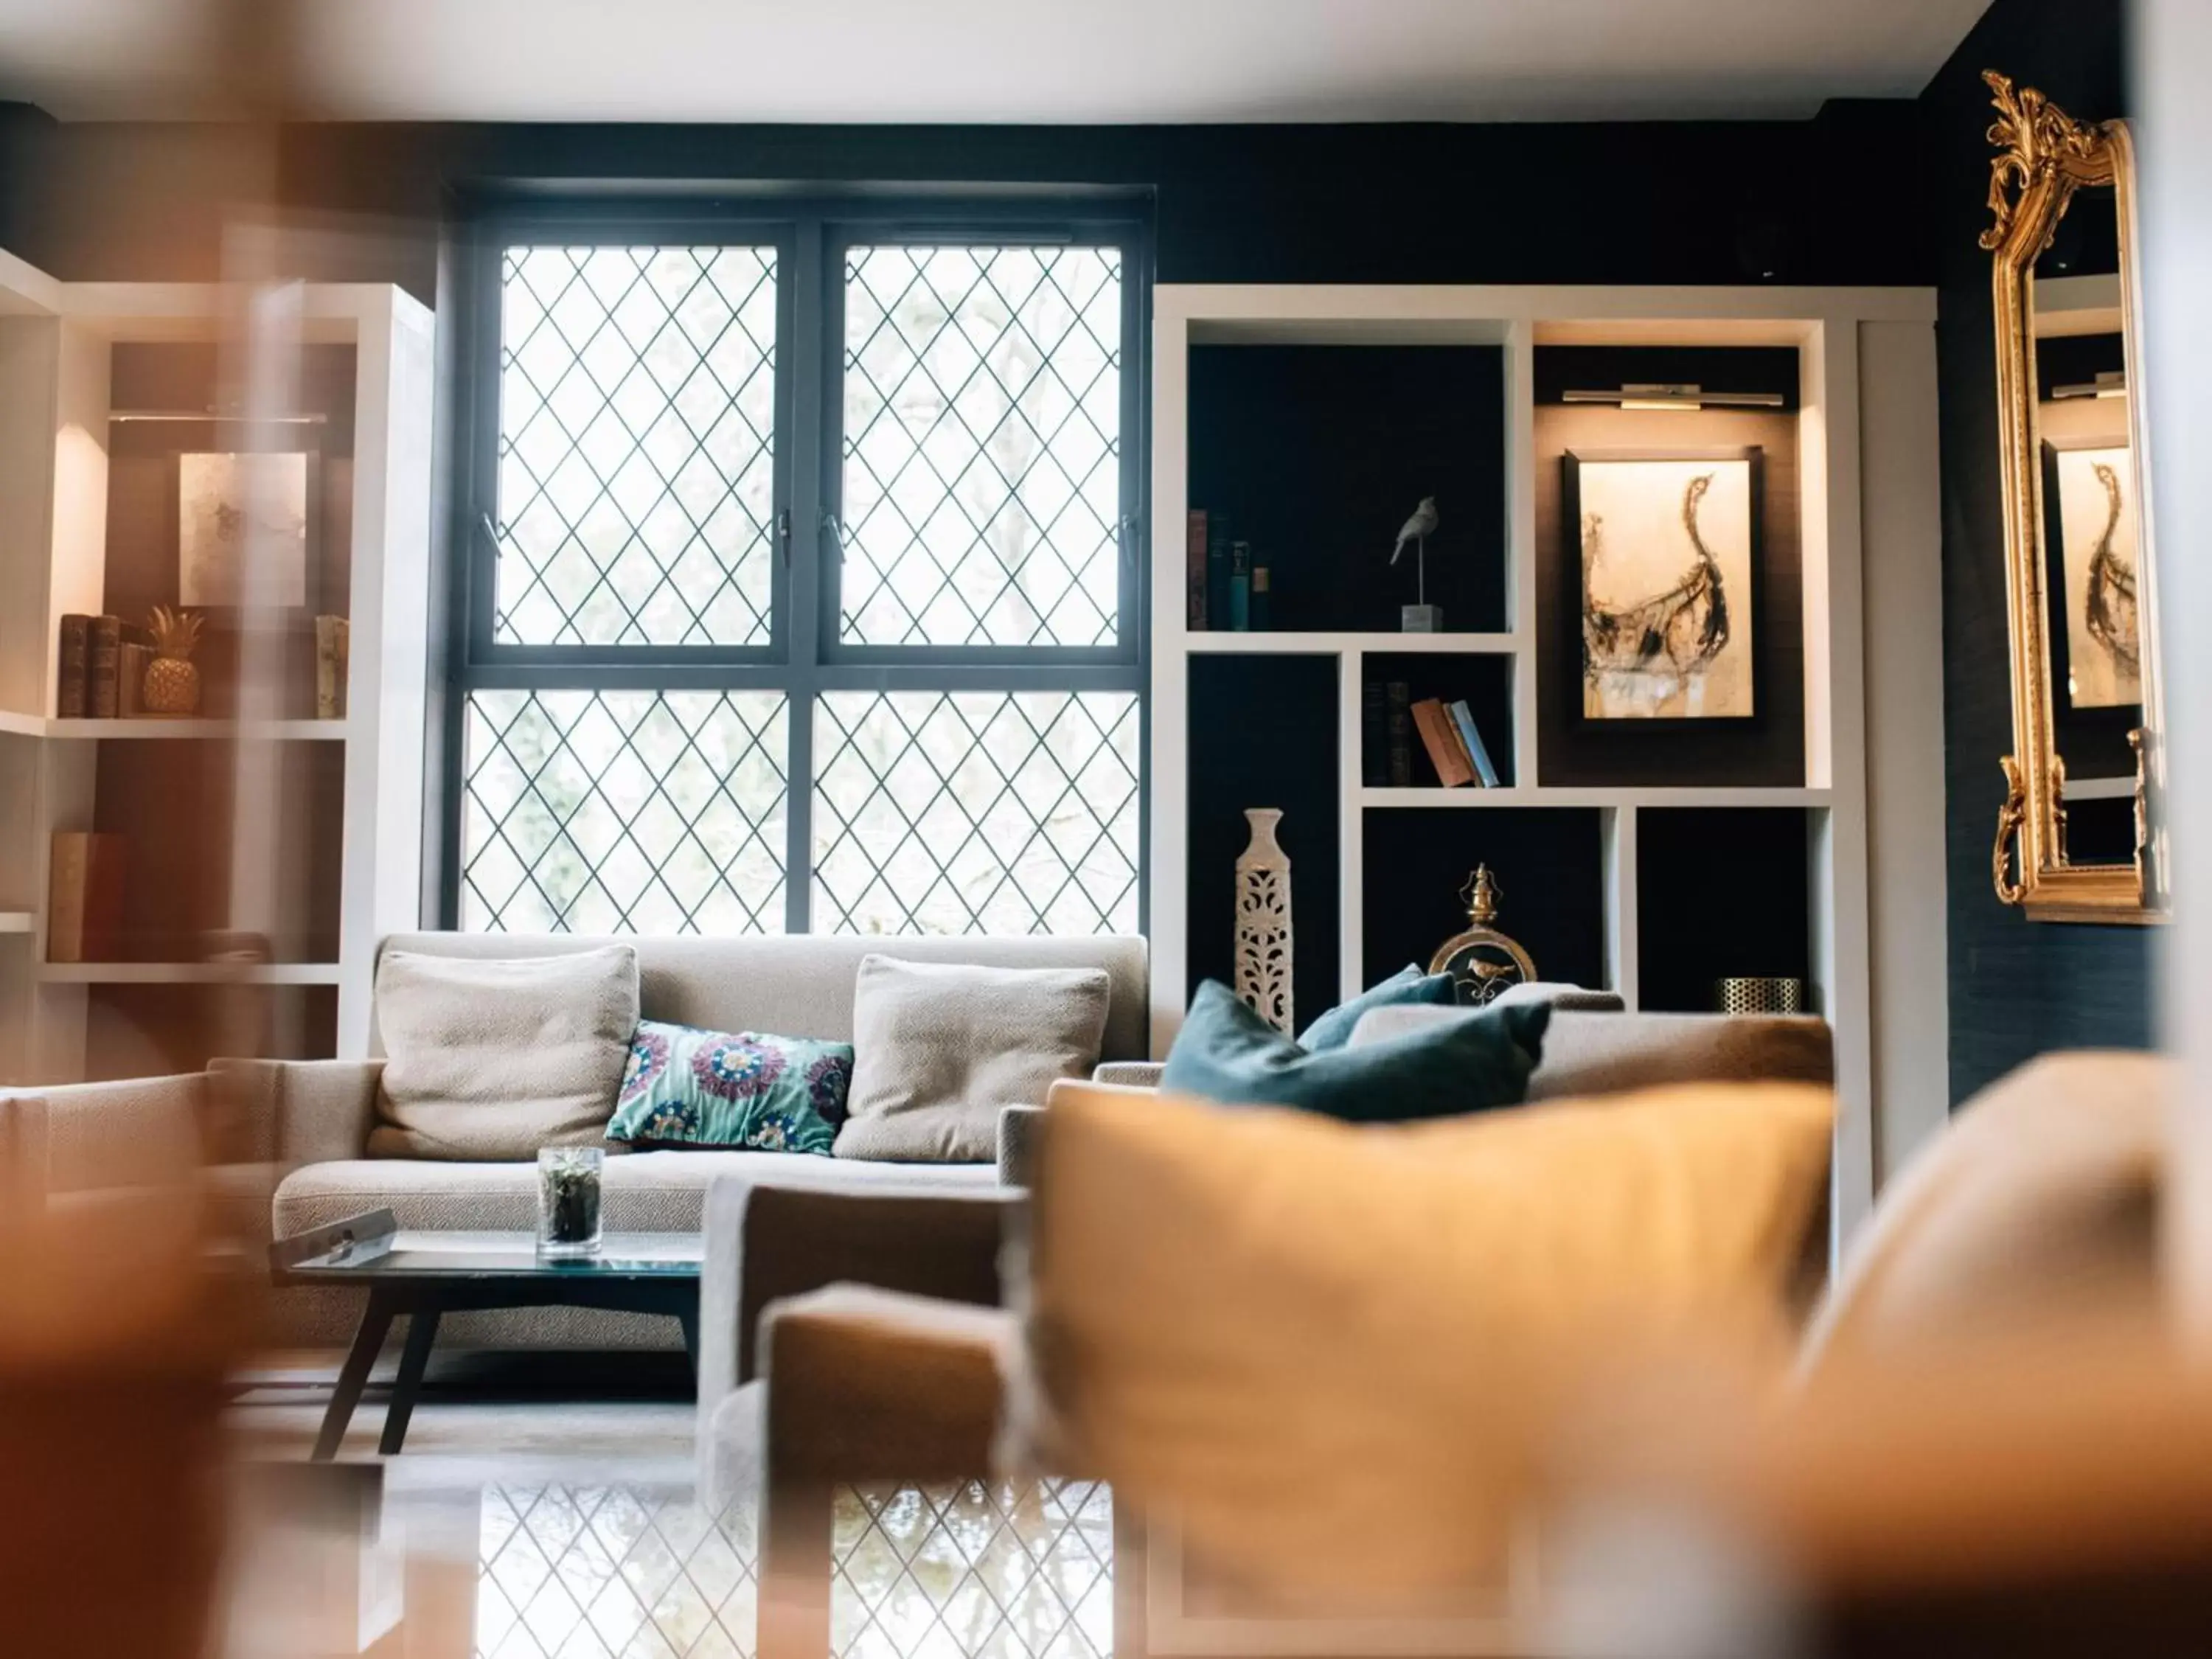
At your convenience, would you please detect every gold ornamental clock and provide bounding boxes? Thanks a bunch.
[1427,865,1537,1006]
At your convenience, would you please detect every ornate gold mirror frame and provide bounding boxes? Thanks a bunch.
[1984,71,2166,922]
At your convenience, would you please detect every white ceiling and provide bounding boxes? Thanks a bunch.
[0,0,1989,124]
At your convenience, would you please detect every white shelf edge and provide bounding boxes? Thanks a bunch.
[0,709,46,739]
[0,246,66,317]
[33,961,343,986]
[2062,776,2137,801]
[0,911,34,936]
[41,717,350,741]
[1360,786,1834,809]
[1183,630,1518,655]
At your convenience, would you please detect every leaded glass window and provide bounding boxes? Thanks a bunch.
[454,209,1144,941]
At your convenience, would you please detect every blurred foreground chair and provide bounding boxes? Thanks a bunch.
[0,1088,252,1659]
[735,1047,2180,1659]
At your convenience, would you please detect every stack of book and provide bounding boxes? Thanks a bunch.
[46,831,125,963]
[55,614,130,717]
[1366,681,1502,787]
[1185,509,1271,632]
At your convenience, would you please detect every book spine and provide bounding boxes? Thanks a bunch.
[1227,541,1252,631]
[316,615,350,720]
[1249,565,1272,631]
[1206,518,1232,628]
[1448,700,1502,789]
[1185,509,1208,630]
[46,832,88,963]
[1361,682,1387,787]
[55,614,90,719]
[1385,681,1413,787]
[82,833,127,962]
[87,614,122,718]
[1411,698,1474,787]
[118,643,149,719]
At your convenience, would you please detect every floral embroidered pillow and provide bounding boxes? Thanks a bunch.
[606,1020,850,1154]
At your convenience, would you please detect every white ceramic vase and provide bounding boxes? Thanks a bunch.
[1234,807,1293,1034]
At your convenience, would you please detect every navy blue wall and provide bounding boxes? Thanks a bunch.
[1919,0,2154,1103]
[1,101,1931,297]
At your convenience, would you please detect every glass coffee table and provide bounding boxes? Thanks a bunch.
[271,1208,704,1460]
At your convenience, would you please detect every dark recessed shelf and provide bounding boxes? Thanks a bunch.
[1188,344,1508,636]
[1636,807,1812,1014]
[1363,807,1604,993]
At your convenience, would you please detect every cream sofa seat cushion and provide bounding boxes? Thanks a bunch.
[274,1150,997,1238]
[1018,1079,1834,1599]
[369,945,639,1159]
[837,956,1111,1163]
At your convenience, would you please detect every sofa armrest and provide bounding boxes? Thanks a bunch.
[763,1284,1013,1481]
[15,1072,209,1193]
[1093,1060,1164,1089]
[207,1057,382,1169]
[698,1175,1021,1461]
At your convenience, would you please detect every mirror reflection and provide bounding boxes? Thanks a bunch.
[2028,182,2143,869]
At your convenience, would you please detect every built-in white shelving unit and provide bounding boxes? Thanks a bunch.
[0,252,434,1085]
[1151,283,1946,1242]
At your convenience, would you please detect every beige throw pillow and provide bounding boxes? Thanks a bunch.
[835,956,1110,1163]
[368,946,640,1160]
[1014,1079,1834,1599]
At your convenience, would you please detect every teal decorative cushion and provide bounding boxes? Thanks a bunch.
[606,1019,849,1154]
[1296,963,1458,1051]
[1162,981,1548,1124]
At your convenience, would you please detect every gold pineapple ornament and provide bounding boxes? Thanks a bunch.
[142,605,204,715]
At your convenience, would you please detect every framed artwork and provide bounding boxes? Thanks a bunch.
[179,451,310,608]
[1565,447,1761,721]
[2042,437,2141,711]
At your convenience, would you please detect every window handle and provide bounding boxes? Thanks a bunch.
[777,507,791,567]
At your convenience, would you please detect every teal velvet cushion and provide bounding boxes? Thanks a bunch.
[1297,963,1459,1051]
[1162,980,1548,1123]
[606,1019,849,1153]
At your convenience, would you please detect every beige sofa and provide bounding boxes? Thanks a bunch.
[16,931,1149,1351]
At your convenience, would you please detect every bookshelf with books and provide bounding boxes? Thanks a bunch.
[1153,281,1949,1243]
[0,253,432,1085]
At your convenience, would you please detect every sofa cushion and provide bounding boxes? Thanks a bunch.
[1348,1006,1832,1099]
[273,1150,998,1239]
[835,956,1111,1163]
[1801,1051,2167,1374]
[369,945,639,1160]
[1161,979,1548,1122]
[1295,964,1457,1051]
[607,1020,849,1154]
[1014,1078,1834,1599]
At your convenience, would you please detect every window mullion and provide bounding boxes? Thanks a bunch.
[784,217,830,935]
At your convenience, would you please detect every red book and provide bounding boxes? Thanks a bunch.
[1409,699,1474,787]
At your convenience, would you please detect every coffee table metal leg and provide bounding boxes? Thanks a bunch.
[380,1303,443,1456]
[678,1306,700,1374]
[315,1287,398,1461]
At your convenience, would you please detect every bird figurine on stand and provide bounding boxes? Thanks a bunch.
[1390,495,1441,632]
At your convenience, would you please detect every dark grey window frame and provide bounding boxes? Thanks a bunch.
[439,195,1152,938]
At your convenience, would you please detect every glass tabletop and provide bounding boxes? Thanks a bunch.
[282,1229,704,1281]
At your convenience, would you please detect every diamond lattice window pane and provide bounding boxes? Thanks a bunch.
[833,1480,1113,1659]
[813,692,1138,935]
[841,246,1122,647]
[462,689,787,933]
[496,245,779,646]
[472,1478,1110,1659]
